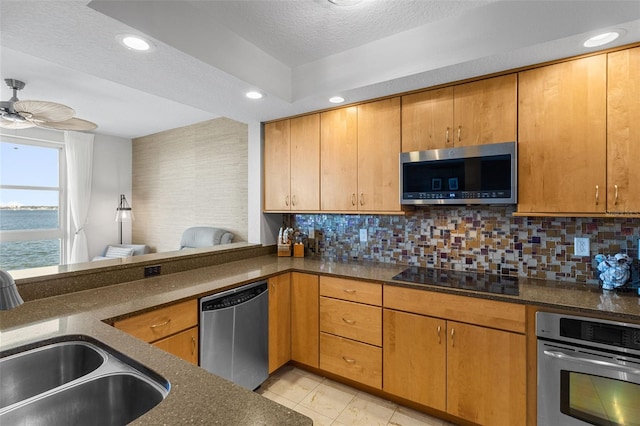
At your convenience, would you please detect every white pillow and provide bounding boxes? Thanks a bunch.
[104,245,135,258]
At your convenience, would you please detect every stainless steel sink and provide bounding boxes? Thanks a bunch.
[0,337,170,425]
[0,342,105,409]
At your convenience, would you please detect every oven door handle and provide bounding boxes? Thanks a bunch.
[543,350,640,375]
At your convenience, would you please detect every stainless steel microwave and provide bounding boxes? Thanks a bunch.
[400,141,517,205]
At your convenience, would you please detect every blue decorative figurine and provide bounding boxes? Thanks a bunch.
[595,253,631,290]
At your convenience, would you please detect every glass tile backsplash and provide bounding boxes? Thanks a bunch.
[291,206,639,286]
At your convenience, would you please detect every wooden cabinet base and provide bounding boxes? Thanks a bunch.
[320,333,382,389]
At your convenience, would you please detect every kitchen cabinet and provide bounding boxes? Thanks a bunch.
[383,286,526,425]
[518,54,607,214]
[319,277,382,388]
[264,114,320,212]
[401,74,516,152]
[290,272,319,368]
[321,98,401,212]
[607,47,640,213]
[268,273,291,373]
[113,299,199,365]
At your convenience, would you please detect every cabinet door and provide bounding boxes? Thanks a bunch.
[401,87,454,152]
[290,114,320,211]
[447,321,526,426]
[264,120,291,211]
[357,97,401,212]
[320,106,358,211]
[291,272,319,368]
[383,309,446,411]
[518,55,607,213]
[268,274,291,373]
[153,326,198,365]
[453,74,517,146]
[607,47,640,213]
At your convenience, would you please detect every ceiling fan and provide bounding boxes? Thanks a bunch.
[0,78,97,131]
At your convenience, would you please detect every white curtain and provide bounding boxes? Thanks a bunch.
[65,131,94,264]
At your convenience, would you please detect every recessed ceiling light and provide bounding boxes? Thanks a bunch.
[117,34,153,51]
[329,96,345,104]
[246,91,263,100]
[583,31,620,48]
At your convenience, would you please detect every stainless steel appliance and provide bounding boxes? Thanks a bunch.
[400,141,517,205]
[199,280,268,390]
[537,312,640,425]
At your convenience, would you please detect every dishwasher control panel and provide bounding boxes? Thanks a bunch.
[201,281,267,311]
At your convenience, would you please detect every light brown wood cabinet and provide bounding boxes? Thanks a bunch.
[607,47,640,213]
[268,273,291,373]
[264,114,320,212]
[319,277,382,389]
[518,54,608,214]
[383,285,526,425]
[321,99,401,213]
[113,299,199,365]
[401,74,516,152]
[290,272,319,368]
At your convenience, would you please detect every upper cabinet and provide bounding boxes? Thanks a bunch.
[264,114,320,212]
[321,98,402,213]
[607,47,640,213]
[401,74,517,152]
[518,55,608,214]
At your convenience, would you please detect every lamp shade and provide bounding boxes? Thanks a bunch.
[115,194,135,222]
[0,269,24,310]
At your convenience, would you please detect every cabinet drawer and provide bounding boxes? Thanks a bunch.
[383,286,525,333]
[153,326,199,365]
[114,299,198,342]
[320,276,382,305]
[320,333,382,389]
[320,297,381,346]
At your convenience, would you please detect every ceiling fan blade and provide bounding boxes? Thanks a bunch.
[36,117,97,131]
[14,100,75,122]
[0,116,36,129]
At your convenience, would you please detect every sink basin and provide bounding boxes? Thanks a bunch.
[0,373,165,426]
[0,336,170,425]
[0,342,105,409]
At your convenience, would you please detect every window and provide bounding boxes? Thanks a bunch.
[0,138,66,271]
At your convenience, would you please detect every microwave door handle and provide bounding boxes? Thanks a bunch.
[543,350,640,375]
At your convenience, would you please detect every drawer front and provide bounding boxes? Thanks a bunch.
[320,297,382,346]
[320,333,382,389]
[153,326,199,365]
[114,299,198,342]
[383,285,525,333]
[320,276,382,305]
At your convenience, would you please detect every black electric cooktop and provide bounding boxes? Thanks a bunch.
[392,266,520,296]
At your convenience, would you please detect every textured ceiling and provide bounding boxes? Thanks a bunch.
[1,0,639,139]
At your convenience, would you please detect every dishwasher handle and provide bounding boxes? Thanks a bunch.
[201,281,268,311]
[543,350,640,375]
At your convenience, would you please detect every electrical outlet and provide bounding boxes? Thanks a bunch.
[308,227,315,239]
[359,229,368,243]
[144,265,161,277]
[574,237,590,257]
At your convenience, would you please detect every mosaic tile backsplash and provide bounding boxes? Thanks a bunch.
[291,206,640,286]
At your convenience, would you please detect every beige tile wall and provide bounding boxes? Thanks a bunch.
[132,117,248,252]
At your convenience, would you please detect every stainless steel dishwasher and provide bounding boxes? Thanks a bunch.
[199,280,268,390]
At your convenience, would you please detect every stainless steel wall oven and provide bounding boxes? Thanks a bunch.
[537,312,640,425]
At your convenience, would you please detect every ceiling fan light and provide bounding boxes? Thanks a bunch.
[0,117,35,129]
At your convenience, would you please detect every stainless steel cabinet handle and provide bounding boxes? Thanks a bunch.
[437,325,441,344]
[343,289,356,294]
[595,185,599,205]
[292,194,297,206]
[342,317,355,325]
[360,192,364,206]
[543,350,640,375]
[457,126,461,142]
[285,195,290,206]
[451,328,455,347]
[445,127,450,143]
[351,193,356,206]
[191,336,196,355]
[150,319,171,329]
[614,184,619,205]
[342,356,356,364]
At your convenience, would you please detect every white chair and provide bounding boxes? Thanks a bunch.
[179,227,234,250]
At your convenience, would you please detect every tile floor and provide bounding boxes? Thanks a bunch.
[257,366,458,426]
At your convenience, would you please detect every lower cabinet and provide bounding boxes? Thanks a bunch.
[319,333,382,389]
[291,272,319,368]
[383,286,527,426]
[113,299,199,365]
[268,273,291,373]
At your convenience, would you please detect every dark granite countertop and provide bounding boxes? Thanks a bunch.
[2,254,639,425]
